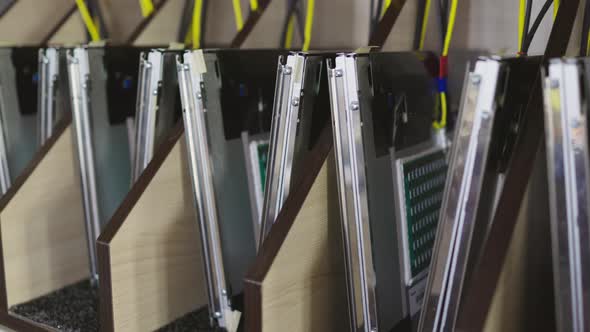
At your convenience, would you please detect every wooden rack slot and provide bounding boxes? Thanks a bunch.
[244,128,349,332]
[0,115,90,331]
[97,125,208,332]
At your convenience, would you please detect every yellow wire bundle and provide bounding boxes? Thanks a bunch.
[518,0,525,54]
[302,0,315,51]
[250,0,259,11]
[232,0,244,31]
[418,0,432,51]
[432,0,458,130]
[75,0,101,42]
[192,0,204,48]
[139,0,155,17]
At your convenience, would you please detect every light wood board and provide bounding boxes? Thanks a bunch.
[246,151,349,332]
[1,125,89,308]
[100,134,208,332]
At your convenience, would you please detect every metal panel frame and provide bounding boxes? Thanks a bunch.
[328,53,379,332]
[37,48,60,146]
[259,53,304,245]
[177,50,233,329]
[543,59,590,332]
[131,50,163,181]
[419,58,502,332]
[67,47,101,281]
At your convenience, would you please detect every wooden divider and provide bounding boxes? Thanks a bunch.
[244,128,350,332]
[244,124,547,332]
[97,126,208,332]
[0,119,207,332]
[0,115,90,331]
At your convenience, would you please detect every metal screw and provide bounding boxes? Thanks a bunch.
[213,311,222,318]
[197,92,202,100]
[334,69,343,77]
[152,89,158,95]
[145,62,152,69]
[471,75,481,85]
[291,97,299,106]
[284,67,292,75]
[350,101,359,111]
[481,110,490,119]
[183,64,190,71]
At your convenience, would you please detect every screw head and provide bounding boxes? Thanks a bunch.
[284,67,292,75]
[471,75,481,85]
[334,69,343,77]
[196,92,202,99]
[350,101,359,111]
[291,97,299,106]
[213,311,222,318]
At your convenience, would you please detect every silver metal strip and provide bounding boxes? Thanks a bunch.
[259,54,305,246]
[131,51,163,181]
[177,50,232,329]
[67,47,101,281]
[0,83,11,194]
[543,60,590,332]
[328,54,378,332]
[37,48,59,146]
[419,58,502,332]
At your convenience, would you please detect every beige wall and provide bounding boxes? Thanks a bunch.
[0,0,582,55]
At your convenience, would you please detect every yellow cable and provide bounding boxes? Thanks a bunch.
[75,0,101,41]
[442,0,457,56]
[192,0,203,48]
[381,0,392,18]
[302,0,315,51]
[554,0,559,19]
[250,0,259,11]
[586,27,590,56]
[518,0,525,53]
[285,15,295,48]
[232,0,244,31]
[433,92,448,129]
[139,0,155,17]
[418,0,432,51]
[433,0,457,129]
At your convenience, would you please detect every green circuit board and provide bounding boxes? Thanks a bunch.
[257,142,269,192]
[402,149,447,278]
